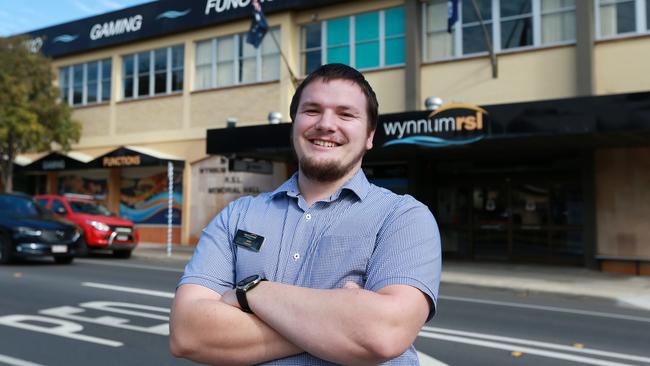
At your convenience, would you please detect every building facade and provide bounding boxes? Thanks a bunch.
[16,0,650,274]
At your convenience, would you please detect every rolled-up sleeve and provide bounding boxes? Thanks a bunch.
[177,200,240,295]
[365,196,442,321]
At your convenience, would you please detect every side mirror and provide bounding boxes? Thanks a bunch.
[56,207,67,215]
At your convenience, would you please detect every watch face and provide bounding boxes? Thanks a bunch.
[237,275,260,289]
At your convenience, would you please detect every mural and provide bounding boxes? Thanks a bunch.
[58,172,108,198]
[120,168,182,225]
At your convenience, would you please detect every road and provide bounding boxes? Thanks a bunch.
[1,255,649,366]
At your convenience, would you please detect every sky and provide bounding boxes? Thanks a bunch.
[0,0,155,37]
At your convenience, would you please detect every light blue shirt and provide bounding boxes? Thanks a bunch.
[179,169,442,365]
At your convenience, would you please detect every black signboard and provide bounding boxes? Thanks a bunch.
[206,91,650,156]
[21,152,89,172]
[24,0,348,58]
[88,147,184,169]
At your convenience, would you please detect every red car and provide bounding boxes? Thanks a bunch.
[35,194,139,258]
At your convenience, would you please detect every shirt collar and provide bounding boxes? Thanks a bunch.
[269,168,371,202]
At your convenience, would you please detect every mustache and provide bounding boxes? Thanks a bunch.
[303,130,347,144]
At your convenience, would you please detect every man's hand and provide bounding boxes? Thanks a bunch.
[169,284,302,365]
[243,281,430,365]
[221,288,240,309]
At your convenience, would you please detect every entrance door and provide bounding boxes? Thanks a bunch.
[436,176,584,263]
[472,183,509,259]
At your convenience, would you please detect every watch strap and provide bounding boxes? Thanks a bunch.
[236,288,253,313]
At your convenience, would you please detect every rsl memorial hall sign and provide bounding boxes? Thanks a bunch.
[377,103,488,148]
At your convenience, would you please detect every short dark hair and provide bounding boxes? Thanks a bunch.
[289,63,379,131]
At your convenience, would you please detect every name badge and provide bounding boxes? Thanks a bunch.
[234,229,264,252]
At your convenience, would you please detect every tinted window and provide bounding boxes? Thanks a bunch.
[51,200,68,215]
[69,200,112,216]
[0,196,40,217]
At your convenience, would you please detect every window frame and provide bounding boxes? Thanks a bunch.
[122,45,184,100]
[595,0,648,40]
[193,27,280,91]
[422,0,577,63]
[299,6,405,75]
[59,58,112,107]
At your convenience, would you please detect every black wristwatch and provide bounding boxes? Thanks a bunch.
[235,274,266,313]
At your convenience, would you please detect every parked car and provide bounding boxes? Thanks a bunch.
[0,193,81,264]
[35,194,139,259]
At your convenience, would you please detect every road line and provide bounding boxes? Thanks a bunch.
[0,354,45,366]
[439,295,650,323]
[75,258,184,273]
[417,331,635,366]
[416,351,448,366]
[421,327,650,364]
[82,282,175,298]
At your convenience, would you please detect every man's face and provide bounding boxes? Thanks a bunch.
[292,78,375,182]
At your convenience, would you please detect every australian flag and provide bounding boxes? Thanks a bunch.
[246,0,269,48]
[448,0,459,33]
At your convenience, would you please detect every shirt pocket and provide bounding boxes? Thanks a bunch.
[303,234,374,289]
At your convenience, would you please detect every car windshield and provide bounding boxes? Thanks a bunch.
[0,195,42,217]
[69,200,113,216]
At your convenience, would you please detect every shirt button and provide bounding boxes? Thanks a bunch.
[305,213,312,221]
[293,253,300,261]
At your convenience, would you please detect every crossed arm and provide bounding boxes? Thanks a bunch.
[169,281,431,365]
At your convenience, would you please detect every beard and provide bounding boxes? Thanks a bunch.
[299,149,365,182]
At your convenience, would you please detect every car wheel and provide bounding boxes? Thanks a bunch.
[54,255,74,264]
[0,234,14,264]
[76,237,89,257]
[113,250,132,259]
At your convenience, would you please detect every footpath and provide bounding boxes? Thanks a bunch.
[133,243,650,311]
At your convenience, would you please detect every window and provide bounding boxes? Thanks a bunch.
[194,28,280,90]
[51,200,67,215]
[423,0,576,62]
[598,0,637,37]
[541,0,576,44]
[500,0,533,49]
[300,7,405,74]
[122,45,184,99]
[461,0,493,54]
[59,59,112,106]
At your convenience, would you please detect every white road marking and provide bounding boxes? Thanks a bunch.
[75,258,184,273]
[440,295,650,323]
[421,326,650,364]
[417,330,636,366]
[0,315,122,347]
[416,350,448,366]
[0,354,46,366]
[82,282,175,298]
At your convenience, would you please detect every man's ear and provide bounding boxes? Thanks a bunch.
[366,129,375,150]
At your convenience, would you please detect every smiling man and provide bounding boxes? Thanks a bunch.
[170,64,441,365]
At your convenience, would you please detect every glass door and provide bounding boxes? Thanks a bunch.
[472,183,509,259]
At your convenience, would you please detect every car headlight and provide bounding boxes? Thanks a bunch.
[13,226,42,238]
[87,220,110,231]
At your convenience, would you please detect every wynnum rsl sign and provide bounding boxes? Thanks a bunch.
[378,103,488,148]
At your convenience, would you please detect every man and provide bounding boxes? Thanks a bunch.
[170,64,441,365]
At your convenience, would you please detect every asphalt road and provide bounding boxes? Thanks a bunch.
[1,255,649,366]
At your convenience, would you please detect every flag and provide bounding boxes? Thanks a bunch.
[246,0,268,48]
[448,0,459,33]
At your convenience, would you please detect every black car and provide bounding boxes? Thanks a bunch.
[0,193,81,264]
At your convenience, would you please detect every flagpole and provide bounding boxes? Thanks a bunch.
[267,30,299,88]
[470,0,498,78]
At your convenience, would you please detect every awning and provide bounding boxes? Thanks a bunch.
[19,151,94,172]
[17,146,184,172]
[86,145,184,169]
[206,91,650,161]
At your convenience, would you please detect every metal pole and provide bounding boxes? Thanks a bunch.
[267,30,299,87]
[167,161,173,257]
[471,0,498,78]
